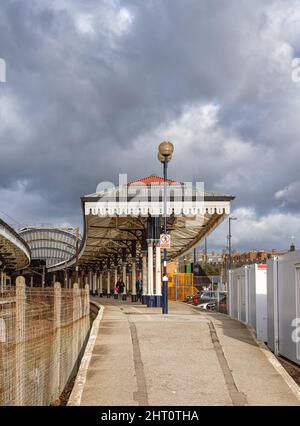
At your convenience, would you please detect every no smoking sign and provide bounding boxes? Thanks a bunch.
[160,233,171,249]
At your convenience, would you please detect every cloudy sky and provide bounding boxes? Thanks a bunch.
[1,0,300,251]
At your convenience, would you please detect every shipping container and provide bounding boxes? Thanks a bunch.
[229,264,268,341]
[267,252,300,365]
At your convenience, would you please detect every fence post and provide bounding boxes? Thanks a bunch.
[15,276,26,406]
[85,284,90,338]
[0,314,6,406]
[0,270,4,293]
[273,257,279,356]
[72,283,79,368]
[245,266,249,324]
[50,282,61,403]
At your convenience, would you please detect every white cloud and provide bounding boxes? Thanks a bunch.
[75,13,95,36]
[73,4,134,40]
[0,92,31,142]
[2,0,300,252]
[130,102,263,195]
[115,7,134,35]
[274,181,300,206]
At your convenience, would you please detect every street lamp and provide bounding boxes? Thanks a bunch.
[228,217,237,270]
[158,141,174,314]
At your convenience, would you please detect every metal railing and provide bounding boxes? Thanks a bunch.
[193,275,226,291]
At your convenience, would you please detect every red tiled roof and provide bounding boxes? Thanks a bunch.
[128,175,180,186]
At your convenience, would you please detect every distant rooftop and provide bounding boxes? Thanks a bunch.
[84,175,234,200]
[128,174,180,186]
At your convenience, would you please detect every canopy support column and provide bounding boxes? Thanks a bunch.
[107,270,111,298]
[122,263,127,301]
[142,252,148,305]
[88,269,92,294]
[114,267,118,299]
[95,272,99,295]
[77,269,81,288]
[131,258,137,302]
[99,272,103,297]
[147,239,155,307]
[64,269,68,289]
[93,272,97,296]
[155,240,162,307]
[0,270,4,293]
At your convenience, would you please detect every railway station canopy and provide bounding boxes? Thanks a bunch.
[49,175,234,272]
[19,226,78,268]
[0,218,31,270]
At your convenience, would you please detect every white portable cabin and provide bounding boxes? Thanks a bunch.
[229,264,268,341]
[267,252,300,365]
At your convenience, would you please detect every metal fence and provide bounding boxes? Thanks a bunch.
[193,275,226,292]
[168,273,196,301]
[0,277,90,406]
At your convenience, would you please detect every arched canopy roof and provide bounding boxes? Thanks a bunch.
[18,226,79,268]
[49,175,234,272]
[0,219,31,270]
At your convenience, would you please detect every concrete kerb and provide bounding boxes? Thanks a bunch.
[67,301,104,406]
[246,324,300,403]
[191,303,300,403]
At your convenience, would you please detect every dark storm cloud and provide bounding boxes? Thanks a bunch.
[1,0,300,248]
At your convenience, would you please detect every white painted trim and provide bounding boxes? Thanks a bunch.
[84,200,231,217]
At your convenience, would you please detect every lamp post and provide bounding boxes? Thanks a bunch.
[228,217,237,270]
[157,141,174,315]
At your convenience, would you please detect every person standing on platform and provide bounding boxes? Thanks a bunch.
[116,278,125,300]
[136,278,142,300]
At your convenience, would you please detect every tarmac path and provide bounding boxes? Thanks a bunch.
[76,299,300,406]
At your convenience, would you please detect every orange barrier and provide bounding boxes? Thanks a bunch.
[168,273,196,301]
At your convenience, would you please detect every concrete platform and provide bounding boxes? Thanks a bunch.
[71,299,300,406]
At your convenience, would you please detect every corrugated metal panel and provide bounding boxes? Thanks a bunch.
[248,265,257,330]
[280,253,297,363]
[238,271,247,322]
[267,258,276,353]
[229,264,267,342]
[295,268,300,362]
[229,267,246,321]
[254,265,268,342]
[268,251,300,365]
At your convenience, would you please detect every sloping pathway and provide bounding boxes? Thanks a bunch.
[76,299,300,406]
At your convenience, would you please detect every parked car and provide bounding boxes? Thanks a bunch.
[198,301,217,310]
[199,291,226,304]
[185,294,194,304]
